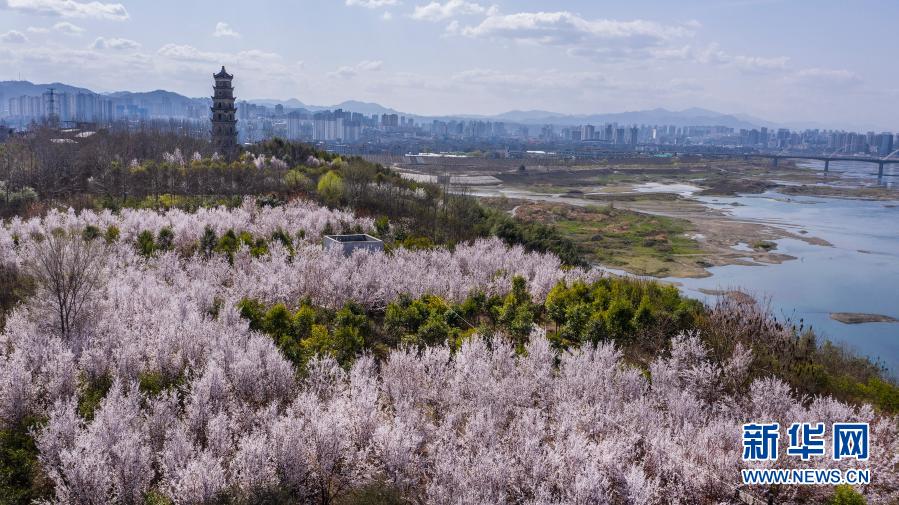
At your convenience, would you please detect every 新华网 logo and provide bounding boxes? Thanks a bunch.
[740,422,870,485]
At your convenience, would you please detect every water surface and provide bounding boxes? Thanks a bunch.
[669,191,899,375]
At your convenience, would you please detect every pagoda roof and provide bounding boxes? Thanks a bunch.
[213,66,233,79]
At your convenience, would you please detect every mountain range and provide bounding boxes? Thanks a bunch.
[1,80,779,129]
[449,107,776,130]
[247,98,400,116]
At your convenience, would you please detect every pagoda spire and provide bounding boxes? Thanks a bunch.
[211,65,238,157]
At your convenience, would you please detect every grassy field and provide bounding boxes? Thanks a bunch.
[514,202,706,277]
[480,158,875,278]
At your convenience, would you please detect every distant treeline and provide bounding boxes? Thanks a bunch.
[0,128,585,265]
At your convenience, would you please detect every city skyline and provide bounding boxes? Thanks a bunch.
[0,0,897,131]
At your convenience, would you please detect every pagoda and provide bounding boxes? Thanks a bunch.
[211,66,238,156]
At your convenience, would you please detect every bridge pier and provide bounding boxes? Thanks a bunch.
[772,157,779,168]
[824,160,829,171]
[879,162,885,178]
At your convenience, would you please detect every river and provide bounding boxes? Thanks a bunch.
[469,160,899,374]
[671,160,899,374]
[670,190,899,375]
[470,162,899,372]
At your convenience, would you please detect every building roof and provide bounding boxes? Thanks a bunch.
[213,66,233,79]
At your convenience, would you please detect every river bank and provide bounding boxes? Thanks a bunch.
[456,159,899,372]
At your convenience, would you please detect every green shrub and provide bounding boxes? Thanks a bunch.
[136,230,156,257]
[317,170,344,205]
[0,417,51,505]
[271,228,294,254]
[105,225,120,243]
[142,491,175,505]
[201,226,218,258]
[81,225,101,242]
[604,297,635,343]
[77,374,113,421]
[157,227,174,251]
[138,370,184,398]
[336,483,407,505]
[829,485,866,505]
[498,276,536,343]
[284,169,312,192]
[374,216,390,237]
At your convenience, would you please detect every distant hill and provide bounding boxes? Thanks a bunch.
[1,80,776,129]
[331,100,399,116]
[246,98,400,116]
[245,98,309,109]
[491,110,570,122]
[485,107,764,129]
[0,80,95,98]
[0,81,206,105]
[105,89,207,107]
[106,89,197,101]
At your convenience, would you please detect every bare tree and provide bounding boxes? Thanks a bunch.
[25,230,105,340]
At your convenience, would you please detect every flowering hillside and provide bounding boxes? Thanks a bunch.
[0,199,896,504]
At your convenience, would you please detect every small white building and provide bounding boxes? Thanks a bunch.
[323,234,384,256]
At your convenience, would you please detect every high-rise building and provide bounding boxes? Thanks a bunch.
[286,111,312,140]
[380,113,399,129]
[581,124,595,141]
[211,66,239,156]
[879,132,894,156]
[540,125,554,140]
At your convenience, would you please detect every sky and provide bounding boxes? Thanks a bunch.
[0,0,896,130]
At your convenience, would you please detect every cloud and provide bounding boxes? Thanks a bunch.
[356,60,383,71]
[691,43,789,73]
[157,44,284,75]
[452,10,795,77]
[28,21,100,37]
[412,1,490,21]
[213,21,240,38]
[0,43,101,67]
[381,11,393,20]
[361,67,704,111]
[448,68,638,95]
[646,43,792,75]
[331,66,358,79]
[0,39,303,104]
[731,55,790,72]
[345,0,399,8]
[461,11,693,46]
[329,60,385,79]
[158,43,222,63]
[52,21,83,34]
[790,68,863,90]
[91,36,140,50]
[3,0,129,20]
[1,30,28,43]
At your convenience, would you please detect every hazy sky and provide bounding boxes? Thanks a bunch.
[0,0,896,129]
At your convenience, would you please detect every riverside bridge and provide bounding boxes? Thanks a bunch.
[746,149,899,178]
